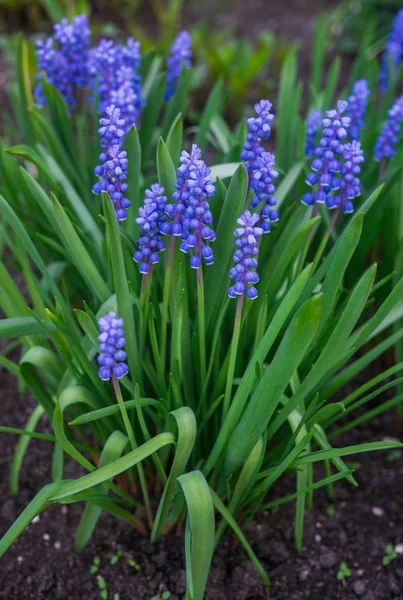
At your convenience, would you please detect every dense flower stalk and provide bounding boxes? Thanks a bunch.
[250,151,279,232]
[97,312,128,380]
[163,145,216,269]
[228,211,263,300]
[330,141,364,213]
[304,110,322,157]
[165,31,192,101]
[379,9,403,91]
[134,184,168,274]
[345,80,370,140]
[92,105,130,220]
[301,100,351,210]
[241,100,275,170]
[374,96,403,161]
[35,14,91,108]
[88,37,143,127]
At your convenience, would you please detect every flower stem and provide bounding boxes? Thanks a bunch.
[312,207,341,272]
[112,375,153,528]
[197,267,207,384]
[160,236,176,372]
[140,268,153,350]
[222,295,244,423]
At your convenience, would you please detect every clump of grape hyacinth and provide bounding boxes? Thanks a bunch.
[250,151,279,232]
[302,100,351,210]
[92,105,130,221]
[97,312,128,381]
[374,96,403,161]
[165,31,192,101]
[379,9,403,91]
[88,37,143,128]
[304,110,322,157]
[163,145,216,269]
[345,80,370,140]
[330,141,364,213]
[35,14,91,108]
[134,185,168,274]
[228,211,263,300]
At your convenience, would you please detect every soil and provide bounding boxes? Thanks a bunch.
[1,359,403,600]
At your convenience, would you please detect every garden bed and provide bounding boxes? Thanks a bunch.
[1,364,402,600]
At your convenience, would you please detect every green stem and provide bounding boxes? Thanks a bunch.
[312,207,340,272]
[112,376,153,528]
[197,267,207,385]
[296,202,320,276]
[160,236,176,372]
[222,295,244,423]
[140,268,153,350]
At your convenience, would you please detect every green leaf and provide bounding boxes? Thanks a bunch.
[166,113,183,166]
[224,294,322,475]
[10,405,45,495]
[292,441,403,466]
[195,79,224,152]
[157,137,177,201]
[177,471,215,600]
[0,317,57,340]
[205,164,248,326]
[123,126,142,240]
[209,162,240,182]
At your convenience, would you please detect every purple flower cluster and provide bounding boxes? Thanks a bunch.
[97,312,128,381]
[241,100,275,169]
[92,105,130,221]
[304,110,322,157]
[165,31,192,101]
[345,80,370,140]
[374,96,403,161]
[134,185,168,274]
[330,141,364,213]
[164,145,216,269]
[241,100,279,231]
[301,100,351,210]
[250,152,280,232]
[88,37,143,128]
[228,211,263,300]
[379,9,403,91]
[35,14,91,108]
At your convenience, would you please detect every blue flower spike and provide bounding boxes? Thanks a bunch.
[241,100,275,170]
[164,145,216,269]
[346,80,370,140]
[374,96,403,161]
[165,31,192,101]
[98,312,129,381]
[379,10,403,91]
[228,211,264,300]
[134,184,168,274]
[331,141,364,213]
[93,105,130,221]
[250,151,280,233]
[301,100,351,210]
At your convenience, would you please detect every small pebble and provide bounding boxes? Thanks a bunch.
[316,522,322,528]
[353,580,366,596]
[315,534,322,543]
[17,556,24,563]
[372,507,384,517]
[54,541,61,550]
[394,543,403,555]
[31,516,40,524]
[43,533,50,541]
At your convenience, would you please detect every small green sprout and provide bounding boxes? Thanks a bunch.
[326,504,336,516]
[90,555,101,575]
[128,558,141,571]
[110,550,122,565]
[337,561,352,582]
[387,449,401,462]
[97,575,107,600]
[113,594,120,600]
[151,592,171,600]
[383,544,398,566]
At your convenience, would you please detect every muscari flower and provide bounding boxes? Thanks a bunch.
[374,96,403,161]
[379,9,403,91]
[88,37,143,127]
[228,211,263,300]
[134,184,168,274]
[165,31,192,101]
[250,151,279,232]
[93,105,130,221]
[329,141,364,213]
[345,79,370,140]
[97,312,128,381]
[302,100,351,210]
[305,110,322,157]
[35,14,91,108]
[241,99,275,171]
